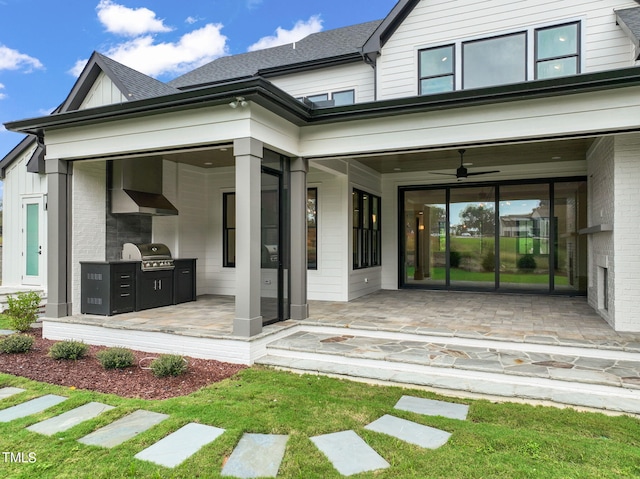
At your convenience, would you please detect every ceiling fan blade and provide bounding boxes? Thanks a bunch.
[465,170,500,177]
[428,171,457,176]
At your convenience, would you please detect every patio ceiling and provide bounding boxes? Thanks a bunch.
[337,138,594,174]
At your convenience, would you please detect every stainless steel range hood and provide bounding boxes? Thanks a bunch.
[111,158,178,216]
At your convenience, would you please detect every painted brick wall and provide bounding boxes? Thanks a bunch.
[71,161,107,314]
[613,133,640,331]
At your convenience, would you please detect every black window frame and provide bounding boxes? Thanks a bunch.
[223,192,236,267]
[353,188,381,270]
[307,187,318,270]
[331,89,355,106]
[418,44,455,95]
[534,21,580,80]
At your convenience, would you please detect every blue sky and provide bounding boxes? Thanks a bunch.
[0,0,396,199]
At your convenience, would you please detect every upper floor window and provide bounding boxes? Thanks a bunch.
[535,22,579,79]
[418,21,580,95]
[419,45,454,94]
[463,32,526,89]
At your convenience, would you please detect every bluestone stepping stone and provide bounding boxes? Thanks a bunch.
[0,394,67,422]
[78,409,168,448]
[310,430,390,476]
[0,387,25,400]
[0,329,14,335]
[27,402,115,436]
[135,423,225,468]
[365,414,451,449]
[221,433,288,478]
[395,395,469,420]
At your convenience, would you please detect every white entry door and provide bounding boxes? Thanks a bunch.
[22,196,45,286]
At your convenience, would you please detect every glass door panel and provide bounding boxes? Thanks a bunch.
[554,181,587,293]
[449,187,496,289]
[498,185,550,291]
[402,190,446,286]
[261,169,281,324]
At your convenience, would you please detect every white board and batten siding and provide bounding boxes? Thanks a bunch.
[2,141,47,288]
[78,71,128,110]
[376,0,640,101]
[271,62,375,103]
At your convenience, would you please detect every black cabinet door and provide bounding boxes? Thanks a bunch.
[136,270,174,311]
[174,259,196,304]
[110,264,136,314]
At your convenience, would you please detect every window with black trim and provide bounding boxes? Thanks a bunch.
[307,188,317,269]
[223,192,236,267]
[535,22,579,79]
[463,32,526,89]
[419,45,454,95]
[223,189,319,269]
[352,188,381,269]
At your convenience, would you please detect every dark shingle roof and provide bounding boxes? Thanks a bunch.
[94,53,180,101]
[617,7,640,59]
[169,20,382,89]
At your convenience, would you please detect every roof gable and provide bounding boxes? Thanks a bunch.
[60,52,179,112]
[169,20,382,90]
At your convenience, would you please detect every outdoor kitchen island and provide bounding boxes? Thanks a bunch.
[80,249,196,316]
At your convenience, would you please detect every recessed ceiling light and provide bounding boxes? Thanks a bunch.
[204,162,213,166]
[393,167,402,171]
[551,156,561,160]
[220,148,228,152]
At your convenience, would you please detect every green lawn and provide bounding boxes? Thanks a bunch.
[0,314,13,330]
[1,368,639,478]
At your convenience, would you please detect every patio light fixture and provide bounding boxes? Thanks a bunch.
[229,96,248,108]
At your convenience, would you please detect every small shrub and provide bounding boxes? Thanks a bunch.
[48,340,89,360]
[97,347,135,370]
[482,251,496,272]
[0,333,35,354]
[150,354,188,378]
[6,291,41,332]
[517,254,537,271]
[450,251,461,268]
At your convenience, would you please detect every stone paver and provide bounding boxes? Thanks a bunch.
[221,433,288,478]
[78,410,168,448]
[395,395,469,420]
[0,394,67,422]
[365,414,451,449]
[0,329,14,335]
[135,423,225,468]
[27,402,114,436]
[310,430,390,476]
[0,387,25,400]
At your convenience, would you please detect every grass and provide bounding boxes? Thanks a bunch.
[1,368,640,478]
[0,313,14,330]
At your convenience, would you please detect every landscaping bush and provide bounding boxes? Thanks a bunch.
[482,251,496,272]
[96,347,135,370]
[0,333,35,354]
[48,340,89,360]
[450,251,461,268]
[5,291,41,332]
[517,254,537,271]
[150,354,188,378]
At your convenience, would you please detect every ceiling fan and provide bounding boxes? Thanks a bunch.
[429,149,500,180]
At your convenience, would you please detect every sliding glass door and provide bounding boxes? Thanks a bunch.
[400,178,586,294]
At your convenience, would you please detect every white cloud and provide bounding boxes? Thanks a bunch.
[248,15,322,52]
[246,0,263,9]
[73,23,228,78]
[0,82,5,100]
[96,0,172,37]
[0,45,43,72]
[185,16,201,25]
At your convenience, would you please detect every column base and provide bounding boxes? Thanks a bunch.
[45,302,71,319]
[290,303,309,320]
[233,317,263,337]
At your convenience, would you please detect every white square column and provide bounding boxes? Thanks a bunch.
[233,138,263,337]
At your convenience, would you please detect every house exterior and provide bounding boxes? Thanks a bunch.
[2,0,640,335]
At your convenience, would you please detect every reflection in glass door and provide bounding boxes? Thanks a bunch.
[449,187,496,289]
[498,185,550,291]
[402,190,446,286]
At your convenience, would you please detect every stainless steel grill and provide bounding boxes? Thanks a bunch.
[122,243,175,271]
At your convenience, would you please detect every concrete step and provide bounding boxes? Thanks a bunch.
[256,327,640,414]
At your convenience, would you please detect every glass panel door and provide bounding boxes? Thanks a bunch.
[261,169,280,324]
[402,189,446,286]
[498,184,550,291]
[23,197,44,286]
[553,181,587,293]
[449,187,496,289]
